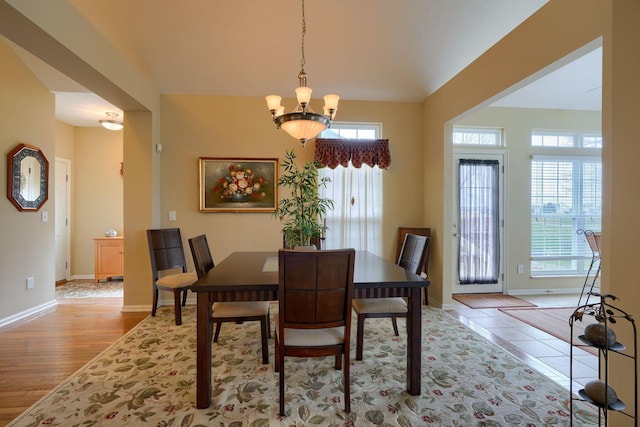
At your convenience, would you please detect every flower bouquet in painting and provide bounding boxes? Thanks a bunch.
[199,158,278,212]
[213,163,268,203]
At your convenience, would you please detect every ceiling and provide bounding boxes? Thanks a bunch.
[9,0,602,127]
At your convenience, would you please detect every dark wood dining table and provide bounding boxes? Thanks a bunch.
[190,250,430,409]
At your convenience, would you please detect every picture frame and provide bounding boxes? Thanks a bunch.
[199,157,278,213]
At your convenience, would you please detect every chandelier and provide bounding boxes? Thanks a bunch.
[99,112,123,131]
[266,0,339,146]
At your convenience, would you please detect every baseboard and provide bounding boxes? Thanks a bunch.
[0,299,58,328]
[71,274,94,281]
[507,287,593,296]
[121,304,152,313]
[122,294,197,314]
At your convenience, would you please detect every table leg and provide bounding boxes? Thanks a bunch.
[196,292,213,408]
[406,286,422,395]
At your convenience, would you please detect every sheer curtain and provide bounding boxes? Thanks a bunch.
[315,137,389,256]
[319,164,382,255]
[458,159,500,284]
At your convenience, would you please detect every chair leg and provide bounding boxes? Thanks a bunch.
[278,353,285,416]
[343,352,351,413]
[151,286,159,316]
[181,289,188,306]
[213,321,222,342]
[172,290,182,326]
[260,316,269,364]
[424,288,429,305]
[267,311,272,339]
[334,354,342,370]
[356,314,365,361]
[391,317,399,336]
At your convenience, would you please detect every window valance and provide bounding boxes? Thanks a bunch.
[314,138,391,169]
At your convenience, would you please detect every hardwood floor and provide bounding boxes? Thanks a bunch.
[0,298,148,426]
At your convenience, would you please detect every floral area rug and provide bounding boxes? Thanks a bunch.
[8,305,598,426]
[55,281,123,299]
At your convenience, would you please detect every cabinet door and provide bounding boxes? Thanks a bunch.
[96,241,123,275]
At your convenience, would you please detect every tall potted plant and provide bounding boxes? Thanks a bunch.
[275,149,334,249]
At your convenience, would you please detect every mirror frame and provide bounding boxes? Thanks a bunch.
[6,143,49,212]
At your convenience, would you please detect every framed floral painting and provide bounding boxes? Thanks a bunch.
[199,157,278,212]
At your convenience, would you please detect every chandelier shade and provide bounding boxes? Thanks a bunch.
[277,112,329,144]
[99,112,123,131]
[266,0,338,146]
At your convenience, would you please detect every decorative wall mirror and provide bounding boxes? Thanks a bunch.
[7,143,49,212]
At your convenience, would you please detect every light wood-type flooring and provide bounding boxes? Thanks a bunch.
[0,298,148,426]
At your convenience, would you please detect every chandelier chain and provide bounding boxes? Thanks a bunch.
[300,0,306,72]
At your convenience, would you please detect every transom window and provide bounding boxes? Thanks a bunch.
[531,131,603,148]
[453,127,502,146]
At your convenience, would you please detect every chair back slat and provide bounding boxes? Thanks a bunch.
[147,229,188,279]
[278,249,355,330]
[397,233,430,275]
[188,234,215,278]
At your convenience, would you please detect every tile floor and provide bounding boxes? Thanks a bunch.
[446,293,599,393]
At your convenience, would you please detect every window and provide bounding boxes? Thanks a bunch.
[530,131,602,276]
[318,123,383,255]
[531,131,603,148]
[453,127,502,146]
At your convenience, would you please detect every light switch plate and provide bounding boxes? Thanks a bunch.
[168,211,176,221]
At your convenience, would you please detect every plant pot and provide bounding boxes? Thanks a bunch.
[294,244,317,251]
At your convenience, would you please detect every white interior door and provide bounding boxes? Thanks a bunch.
[55,158,70,282]
[452,153,505,294]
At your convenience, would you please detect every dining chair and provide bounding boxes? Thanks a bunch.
[275,248,356,416]
[188,234,271,364]
[352,233,430,360]
[147,228,198,326]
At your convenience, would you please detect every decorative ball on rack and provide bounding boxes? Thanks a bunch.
[584,380,618,407]
[584,322,617,348]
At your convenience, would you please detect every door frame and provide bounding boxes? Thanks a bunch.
[55,157,71,283]
[451,150,506,294]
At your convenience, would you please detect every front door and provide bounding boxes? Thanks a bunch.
[452,153,504,294]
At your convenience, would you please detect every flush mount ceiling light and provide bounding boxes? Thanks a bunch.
[266,0,339,147]
[99,112,124,131]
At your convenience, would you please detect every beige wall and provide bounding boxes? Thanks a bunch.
[455,107,601,293]
[604,2,640,422]
[0,37,56,319]
[71,127,123,278]
[54,120,74,159]
[159,95,424,267]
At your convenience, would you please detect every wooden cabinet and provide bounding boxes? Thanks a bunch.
[94,237,124,283]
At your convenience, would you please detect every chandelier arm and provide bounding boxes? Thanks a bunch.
[265,0,339,146]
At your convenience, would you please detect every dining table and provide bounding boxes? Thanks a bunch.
[190,250,430,409]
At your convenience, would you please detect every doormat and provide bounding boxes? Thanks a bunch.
[499,307,598,355]
[453,293,537,309]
